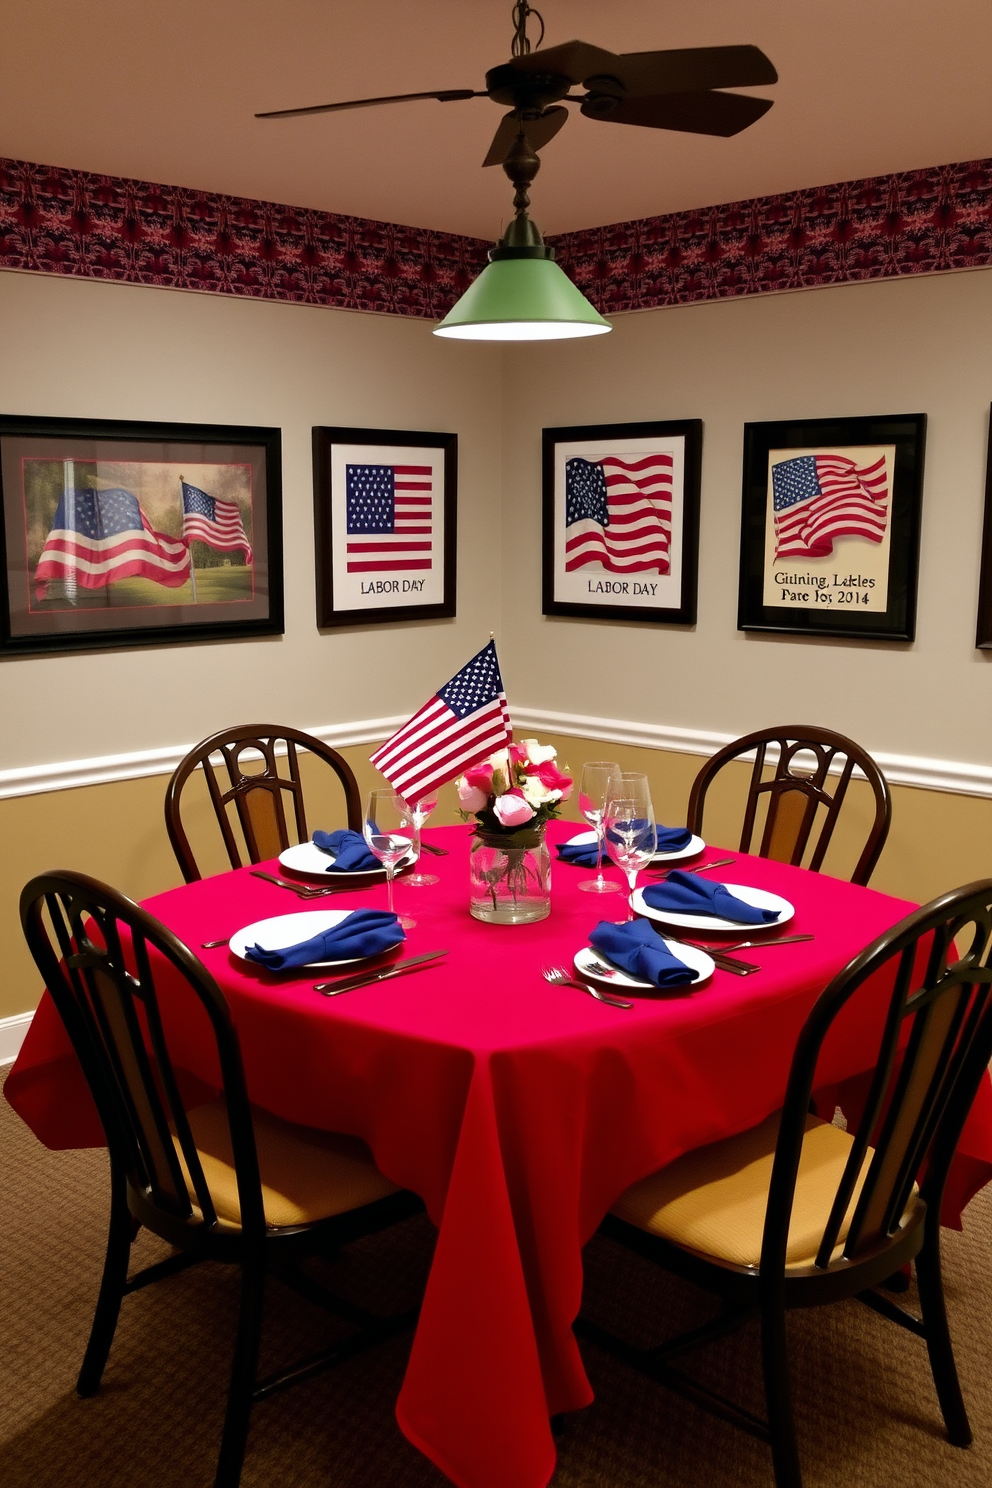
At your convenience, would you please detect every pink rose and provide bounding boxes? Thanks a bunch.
[463,762,494,794]
[493,789,536,827]
[531,760,573,799]
[457,778,488,813]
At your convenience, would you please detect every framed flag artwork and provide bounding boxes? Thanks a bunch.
[313,426,456,628]
[976,406,992,649]
[738,413,926,642]
[0,415,282,656]
[541,419,702,625]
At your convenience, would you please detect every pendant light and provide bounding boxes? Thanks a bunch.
[434,130,611,342]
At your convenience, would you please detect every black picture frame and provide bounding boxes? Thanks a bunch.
[738,413,926,642]
[0,414,283,656]
[976,407,992,649]
[313,426,457,628]
[542,419,702,625]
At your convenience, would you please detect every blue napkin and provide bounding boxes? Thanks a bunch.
[556,838,605,867]
[312,828,380,872]
[642,870,778,925]
[557,822,693,867]
[588,919,696,988]
[245,909,403,971]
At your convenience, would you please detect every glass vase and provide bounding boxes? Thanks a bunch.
[469,825,551,925]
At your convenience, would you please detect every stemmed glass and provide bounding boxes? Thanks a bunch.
[400,792,439,887]
[577,761,623,895]
[363,789,416,929]
[603,774,658,920]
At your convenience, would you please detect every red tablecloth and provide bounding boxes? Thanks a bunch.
[8,824,992,1488]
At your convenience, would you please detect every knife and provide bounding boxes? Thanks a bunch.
[314,949,448,995]
[250,869,342,896]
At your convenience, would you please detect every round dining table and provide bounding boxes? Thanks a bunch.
[8,820,992,1488]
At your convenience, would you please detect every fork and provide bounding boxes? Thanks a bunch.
[542,964,633,1009]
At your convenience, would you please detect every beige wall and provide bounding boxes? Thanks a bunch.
[500,268,992,768]
[0,270,503,770]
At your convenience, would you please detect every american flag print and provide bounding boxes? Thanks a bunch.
[345,463,433,574]
[369,640,512,803]
[181,481,252,562]
[34,487,190,599]
[772,454,889,560]
[564,454,673,574]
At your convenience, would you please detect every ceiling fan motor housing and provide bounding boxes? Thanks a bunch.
[485,62,573,112]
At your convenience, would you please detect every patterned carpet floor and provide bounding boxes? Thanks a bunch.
[3,1067,990,1488]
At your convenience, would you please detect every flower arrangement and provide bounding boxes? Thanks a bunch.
[457,739,573,836]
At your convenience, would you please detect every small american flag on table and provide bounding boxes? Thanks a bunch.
[346,463,433,574]
[564,454,673,574]
[181,481,252,562]
[772,454,888,560]
[370,641,512,803]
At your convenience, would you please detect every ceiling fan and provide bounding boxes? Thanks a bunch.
[256,4,778,340]
[256,1,778,167]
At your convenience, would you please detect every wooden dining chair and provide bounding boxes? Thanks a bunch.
[686,724,891,885]
[20,869,425,1488]
[164,722,362,883]
[579,877,992,1488]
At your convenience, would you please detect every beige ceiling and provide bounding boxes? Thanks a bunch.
[3,0,992,240]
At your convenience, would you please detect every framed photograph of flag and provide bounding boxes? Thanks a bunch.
[976,407,992,649]
[541,419,702,625]
[738,413,926,641]
[313,425,456,628]
[0,414,283,656]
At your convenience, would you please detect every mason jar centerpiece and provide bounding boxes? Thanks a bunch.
[457,740,572,925]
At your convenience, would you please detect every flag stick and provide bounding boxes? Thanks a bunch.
[62,459,78,604]
[180,475,198,601]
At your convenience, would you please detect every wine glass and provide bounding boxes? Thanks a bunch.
[399,792,439,887]
[603,774,658,920]
[577,761,623,895]
[363,789,416,929]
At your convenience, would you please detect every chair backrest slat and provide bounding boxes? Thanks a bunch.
[765,881,992,1281]
[687,725,892,886]
[21,872,268,1239]
[165,724,362,883]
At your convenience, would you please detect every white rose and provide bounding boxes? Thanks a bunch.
[520,776,562,808]
[518,739,557,765]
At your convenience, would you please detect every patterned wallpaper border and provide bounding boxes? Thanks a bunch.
[2,154,991,320]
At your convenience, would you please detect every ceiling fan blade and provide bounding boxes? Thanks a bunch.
[608,45,778,98]
[255,88,480,120]
[482,106,569,167]
[581,90,774,138]
[506,39,621,85]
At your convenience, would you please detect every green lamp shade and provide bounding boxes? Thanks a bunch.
[434,257,611,341]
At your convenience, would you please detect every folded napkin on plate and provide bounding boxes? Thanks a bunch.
[641,870,778,925]
[589,919,695,988]
[245,909,403,971]
[312,828,380,872]
[557,822,693,867]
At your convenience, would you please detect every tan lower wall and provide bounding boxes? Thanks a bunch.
[2,733,990,1020]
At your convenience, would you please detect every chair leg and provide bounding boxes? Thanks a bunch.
[77,1171,133,1397]
[915,1222,972,1447]
[761,1304,803,1488]
[214,1261,266,1488]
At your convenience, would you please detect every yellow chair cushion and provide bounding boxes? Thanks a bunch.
[175,1098,401,1229]
[611,1113,875,1269]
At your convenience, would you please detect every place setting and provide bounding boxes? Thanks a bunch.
[556,761,705,895]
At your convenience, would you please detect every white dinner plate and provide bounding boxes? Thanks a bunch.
[565,828,705,865]
[278,840,416,880]
[630,882,795,933]
[229,909,403,969]
[574,942,714,992]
